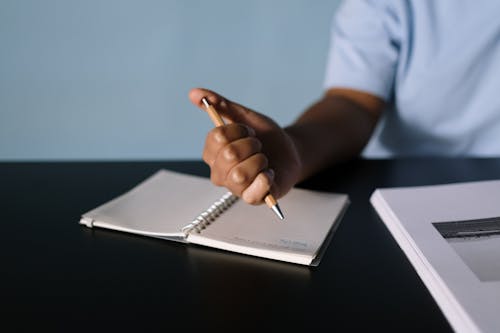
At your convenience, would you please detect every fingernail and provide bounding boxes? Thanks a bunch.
[246,126,256,137]
[265,168,275,181]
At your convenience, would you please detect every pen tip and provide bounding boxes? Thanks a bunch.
[272,204,285,220]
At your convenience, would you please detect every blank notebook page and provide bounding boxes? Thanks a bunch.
[83,170,227,236]
[193,187,348,257]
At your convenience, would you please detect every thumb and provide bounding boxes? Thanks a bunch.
[189,87,274,131]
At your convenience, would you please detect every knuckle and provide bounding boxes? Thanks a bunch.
[211,128,229,145]
[229,167,248,185]
[222,144,239,162]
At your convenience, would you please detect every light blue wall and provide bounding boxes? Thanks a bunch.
[0,0,341,160]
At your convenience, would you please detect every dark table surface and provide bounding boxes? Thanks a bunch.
[2,158,500,331]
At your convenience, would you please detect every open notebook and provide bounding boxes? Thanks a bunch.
[80,169,349,266]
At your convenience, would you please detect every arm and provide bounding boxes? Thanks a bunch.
[285,88,384,182]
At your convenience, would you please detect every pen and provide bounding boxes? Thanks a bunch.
[201,97,285,220]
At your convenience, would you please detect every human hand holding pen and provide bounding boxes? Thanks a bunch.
[189,88,302,216]
[201,97,286,219]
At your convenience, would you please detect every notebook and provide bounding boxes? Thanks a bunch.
[80,169,349,266]
[370,180,500,333]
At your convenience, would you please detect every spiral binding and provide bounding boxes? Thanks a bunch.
[181,192,238,235]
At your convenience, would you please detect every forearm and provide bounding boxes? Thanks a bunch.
[284,92,382,182]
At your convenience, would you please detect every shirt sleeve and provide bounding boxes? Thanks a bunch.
[324,0,401,101]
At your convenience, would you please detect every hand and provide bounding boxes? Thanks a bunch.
[189,88,302,204]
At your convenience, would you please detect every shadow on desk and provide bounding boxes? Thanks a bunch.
[186,245,312,278]
[82,223,311,278]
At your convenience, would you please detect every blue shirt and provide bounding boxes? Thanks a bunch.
[324,0,500,157]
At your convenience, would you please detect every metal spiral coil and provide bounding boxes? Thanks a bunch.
[181,192,238,235]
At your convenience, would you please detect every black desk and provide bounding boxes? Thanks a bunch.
[2,158,499,331]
